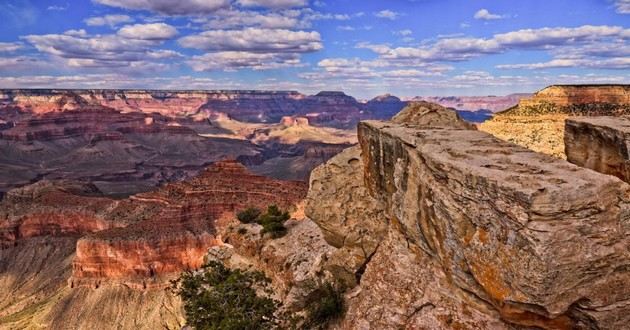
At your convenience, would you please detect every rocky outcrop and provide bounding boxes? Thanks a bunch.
[565,116,630,183]
[479,85,630,159]
[358,118,630,329]
[390,101,476,129]
[514,85,630,114]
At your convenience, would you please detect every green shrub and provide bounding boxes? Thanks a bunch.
[171,261,280,330]
[304,281,345,329]
[258,205,290,239]
[236,207,261,224]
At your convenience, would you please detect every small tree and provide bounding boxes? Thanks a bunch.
[258,205,290,238]
[171,261,280,330]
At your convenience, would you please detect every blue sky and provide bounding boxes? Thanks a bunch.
[0,0,628,98]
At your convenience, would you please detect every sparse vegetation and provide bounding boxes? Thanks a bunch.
[171,261,280,330]
[236,205,291,239]
[237,207,262,224]
[303,280,346,329]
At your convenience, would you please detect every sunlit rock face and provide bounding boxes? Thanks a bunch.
[479,85,630,159]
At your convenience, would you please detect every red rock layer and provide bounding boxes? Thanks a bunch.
[70,160,307,286]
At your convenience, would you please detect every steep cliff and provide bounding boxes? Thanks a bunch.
[480,85,630,158]
[223,101,630,329]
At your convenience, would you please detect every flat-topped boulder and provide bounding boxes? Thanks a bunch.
[358,120,630,329]
[565,116,630,183]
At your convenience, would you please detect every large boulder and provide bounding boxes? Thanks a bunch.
[358,119,630,329]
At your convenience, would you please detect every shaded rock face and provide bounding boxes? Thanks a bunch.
[306,146,387,283]
[565,116,630,183]
[358,119,630,329]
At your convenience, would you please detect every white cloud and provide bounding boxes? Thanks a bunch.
[615,0,630,14]
[236,0,308,8]
[93,0,229,15]
[179,28,322,53]
[497,58,630,70]
[0,42,23,52]
[85,14,133,27]
[361,25,630,63]
[394,29,412,36]
[47,4,68,11]
[188,51,301,71]
[474,9,503,20]
[22,31,177,71]
[374,10,400,20]
[197,9,299,29]
[118,23,178,40]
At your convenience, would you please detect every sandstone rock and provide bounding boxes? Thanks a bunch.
[391,101,476,130]
[306,146,387,282]
[358,119,630,329]
[341,229,510,330]
[565,116,630,183]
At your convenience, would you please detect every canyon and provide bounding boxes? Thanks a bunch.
[2,85,629,329]
[0,89,520,196]
[0,160,306,328]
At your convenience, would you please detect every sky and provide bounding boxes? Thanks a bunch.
[0,0,628,99]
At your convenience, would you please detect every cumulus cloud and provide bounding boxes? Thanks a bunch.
[22,30,178,71]
[0,42,23,52]
[179,28,322,53]
[118,23,178,40]
[188,51,301,71]
[197,9,299,29]
[374,10,400,20]
[236,0,308,8]
[93,0,229,15]
[361,25,630,63]
[474,9,503,20]
[85,14,133,27]
[615,0,630,14]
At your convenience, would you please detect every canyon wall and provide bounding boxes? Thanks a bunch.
[0,160,307,328]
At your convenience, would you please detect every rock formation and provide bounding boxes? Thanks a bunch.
[565,116,630,183]
[297,101,630,328]
[411,93,529,113]
[480,85,630,158]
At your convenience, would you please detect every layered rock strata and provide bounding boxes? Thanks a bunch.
[565,116,630,183]
[0,160,307,328]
